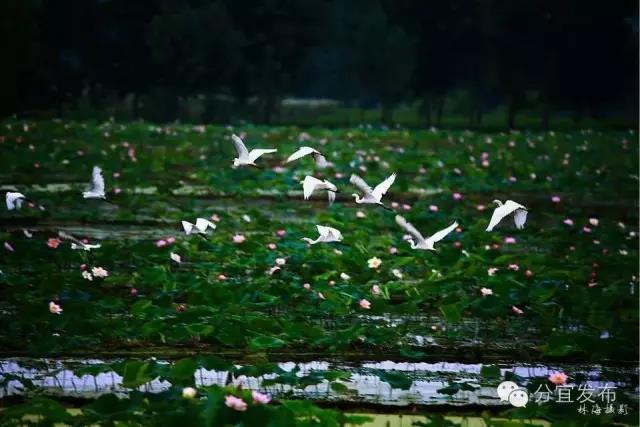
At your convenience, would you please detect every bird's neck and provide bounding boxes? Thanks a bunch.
[352,194,361,203]
[301,237,314,245]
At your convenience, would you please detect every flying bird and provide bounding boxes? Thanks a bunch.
[83,166,106,199]
[182,218,216,235]
[286,146,331,168]
[58,231,101,251]
[231,134,277,167]
[396,215,458,250]
[302,225,343,245]
[6,192,26,210]
[350,173,396,208]
[485,200,528,232]
[302,176,337,206]
[5,191,44,211]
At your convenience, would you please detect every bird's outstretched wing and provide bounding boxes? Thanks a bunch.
[58,230,85,246]
[486,206,507,232]
[313,152,330,168]
[182,220,194,235]
[427,221,458,244]
[302,176,322,200]
[248,148,277,162]
[89,166,105,193]
[195,217,216,232]
[327,190,336,206]
[6,192,25,210]
[286,146,319,163]
[231,134,250,158]
[372,173,396,199]
[350,174,372,194]
[395,215,425,243]
[315,225,331,239]
[513,209,528,229]
[326,226,342,241]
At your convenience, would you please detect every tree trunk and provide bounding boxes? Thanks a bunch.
[422,97,432,127]
[541,103,550,130]
[506,100,516,129]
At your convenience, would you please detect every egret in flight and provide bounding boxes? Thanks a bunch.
[286,147,331,168]
[486,200,528,232]
[350,173,396,209]
[6,192,44,211]
[395,215,458,250]
[302,225,343,245]
[231,134,277,167]
[302,176,337,206]
[83,166,106,199]
[182,218,216,235]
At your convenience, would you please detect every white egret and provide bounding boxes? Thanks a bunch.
[395,215,458,250]
[6,191,43,211]
[302,225,343,245]
[83,166,106,199]
[486,200,528,232]
[286,146,331,168]
[302,176,337,206]
[231,134,277,167]
[182,218,216,235]
[350,173,396,208]
[58,231,101,251]
[6,192,26,210]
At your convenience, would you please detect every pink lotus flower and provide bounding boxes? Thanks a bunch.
[80,264,87,270]
[476,204,486,211]
[402,203,411,211]
[155,239,167,247]
[359,299,371,309]
[252,390,271,404]
[233,234,246,244]
[211,214,221,222]
[563,218,574,226]
[166,237,176,244]
[452,192,463,201]
[3,242,14,252]
[509,176,517,182]
[508,264,520,271]
[525,270,534,277]
[225,395,247,411]
[113,172,121,178]
[356,211,366,218]
[480,287,493,296]
[267,243,277,250]
[47,238,61,249]
[548,372,568,385]
[551,195,561,203]
[371,285,381,295]
[512,306,524,315]
[334,172,343,179]
[429,205,438,212]
[49,301,63,315]
[114,188,122,195]
[504,236,517,244]
[276,229,286,237]
[317,292,325,300]
[391,202,399,209]
[218,274,227,281]
[275,258,286,266]
[454,241,462,248]
[569,246,576,251]
[303,283,311,290]
[487,267,498,276]
[481,160,490,167]
[130,288,138,296]
[583,226,592,233]
[389,246,398,254]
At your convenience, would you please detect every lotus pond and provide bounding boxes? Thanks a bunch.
[0,119,638,426]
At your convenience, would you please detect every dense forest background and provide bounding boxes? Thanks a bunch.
[1,0,637,128]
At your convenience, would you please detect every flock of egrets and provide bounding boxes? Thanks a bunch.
[5,133,528,250]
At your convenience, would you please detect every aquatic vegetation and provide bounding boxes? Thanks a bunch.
[0,119,637,424]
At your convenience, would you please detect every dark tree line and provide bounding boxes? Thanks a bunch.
[0,0,637,127]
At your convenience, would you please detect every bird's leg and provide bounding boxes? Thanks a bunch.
[102,198,118,206]
[378,203,393,212]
